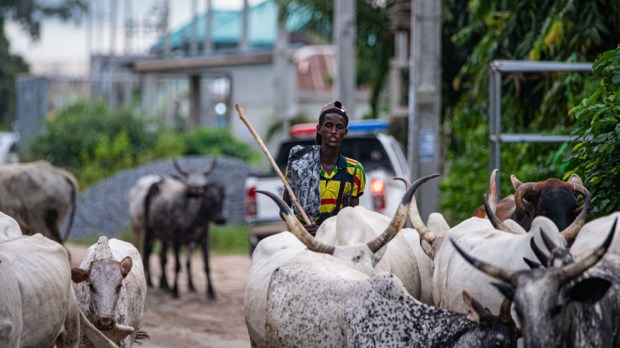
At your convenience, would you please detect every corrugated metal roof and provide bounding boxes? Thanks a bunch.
[151,0,310,53]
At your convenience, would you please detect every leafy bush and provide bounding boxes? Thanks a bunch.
[566,48,620,217]
[183,127,260,164]
[29,99,259,188]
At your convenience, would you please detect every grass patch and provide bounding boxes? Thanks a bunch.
[210,222,250,255]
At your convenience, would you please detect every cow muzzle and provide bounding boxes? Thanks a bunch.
[95,316,116,331]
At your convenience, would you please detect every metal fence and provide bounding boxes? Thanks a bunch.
[487,60,593,198]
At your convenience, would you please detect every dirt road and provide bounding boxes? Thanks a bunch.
[68,243,253,348]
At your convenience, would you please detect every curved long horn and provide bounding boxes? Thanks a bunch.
[254,190,335,254]
[392,176,436,244]
[562,218,616,280]
[450,237,513,283]
[172,158,189,178]
[204,158,218,176]
[488,169,499,215]
[540,227,560,252]
[484,194,519,234]
[529,236,549,266]
[367,174,439,253]
[513,178,536,216]
[559,182,590,241]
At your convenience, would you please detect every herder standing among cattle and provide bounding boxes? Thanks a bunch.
[283,100,366,235]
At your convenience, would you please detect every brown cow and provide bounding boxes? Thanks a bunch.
[472,169,589,241]
[0,160,78,243]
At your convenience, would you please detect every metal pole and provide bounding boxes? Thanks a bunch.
[204,0,213,54]
[334,0,356,116]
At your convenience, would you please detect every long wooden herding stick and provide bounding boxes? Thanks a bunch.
[235,104,313,225]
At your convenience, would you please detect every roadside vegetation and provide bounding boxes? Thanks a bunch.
[28,99,260,189]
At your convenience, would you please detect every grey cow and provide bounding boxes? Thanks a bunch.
[265,252,517,347]
[143,158,226,299]
[451,216,620,348]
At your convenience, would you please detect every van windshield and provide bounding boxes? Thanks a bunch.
[275,136,395,175]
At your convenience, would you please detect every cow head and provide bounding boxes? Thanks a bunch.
[450,218,617,348]
[459,291,518,348]
[71,256,133,331]
[172,158,217,196]
[483,172,590,243]
[512,174,589,235]
[255,173,439,274]
[204,183,227,225]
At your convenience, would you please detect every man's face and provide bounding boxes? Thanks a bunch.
[317,113,348,149]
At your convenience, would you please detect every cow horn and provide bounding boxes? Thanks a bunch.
[254,190,336,254]
[392,176,437,245]
[529,236,549,266]
[513,178,536,216]
[367,174,439,253]
[559,181,590,242]
[483,194,519,234]
[203,158,218,176]
[540,227,560,252]
[172,158,189,178]
[450,237,513,283]
[488,169,499,215]
[561,218,616,280]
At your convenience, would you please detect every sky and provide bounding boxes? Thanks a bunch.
[6,0,264,75]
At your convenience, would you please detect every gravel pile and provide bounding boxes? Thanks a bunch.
[63,155,267,241]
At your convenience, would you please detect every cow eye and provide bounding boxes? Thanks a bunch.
[89,283,97,294]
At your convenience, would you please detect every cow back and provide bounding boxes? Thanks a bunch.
[0,234,73,347]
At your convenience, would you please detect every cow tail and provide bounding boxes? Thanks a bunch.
[63,173,79,241]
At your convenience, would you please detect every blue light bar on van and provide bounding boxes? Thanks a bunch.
[290,119,389,138]
[349,119,389,133]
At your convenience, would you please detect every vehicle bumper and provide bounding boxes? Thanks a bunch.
[248,220,288,250]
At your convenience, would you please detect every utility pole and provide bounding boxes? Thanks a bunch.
[274,3,289,134]
[240,0,249,50]
[124,0,132,55]
[334,0,356,116]
[190,0,199,56]
[163,0,171,58]
[204,0,213,54]
[409,0,441,220]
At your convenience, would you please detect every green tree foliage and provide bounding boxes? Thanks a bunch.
[440,0,620,223]
[277,0,393,115]
[0,19,28,126]
[183,127,260,163]
[0,0,86,126]
[566,48,620,217]
[29,100,259,188]
[29,100,161,186]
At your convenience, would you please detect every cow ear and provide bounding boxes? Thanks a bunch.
[569,277,611,304]
[567,173,583,186]
[510,175,523,190]
[71,268,88,283]
[463,291,486,324]
[120,256,133,278]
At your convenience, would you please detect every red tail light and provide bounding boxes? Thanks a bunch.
[245,186,257,219]
[370,179,386,211]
